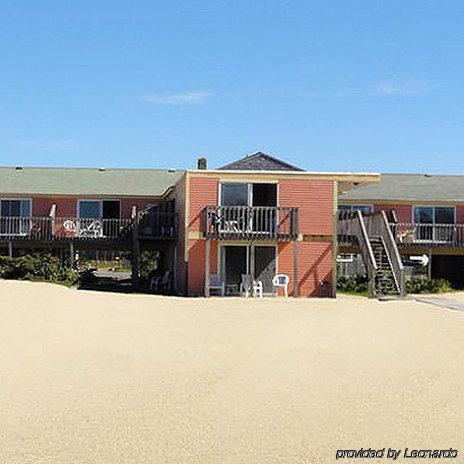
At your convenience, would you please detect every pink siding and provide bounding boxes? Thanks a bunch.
[279,179,334,296]
[185,176,335,297]
[374,204,412,222]
[455,205,464,223]
[32,197,76,217]
[187,176,219,295]
[279,179,333,235]
[0,196,162,219]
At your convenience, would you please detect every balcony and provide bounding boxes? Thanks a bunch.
[0,212,178,243]
[202,206,299,241]
[392,222,464,248]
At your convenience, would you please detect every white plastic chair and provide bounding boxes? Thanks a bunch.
[272,274,289,297]
[208,274,225,296]
[253,280,263,298]
[240,274,263,298]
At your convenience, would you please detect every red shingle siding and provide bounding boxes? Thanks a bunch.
[456,205,464,223]
[279,179,334,235]
[279,179,334,296]
[278,241,333,297]
[32,197,76,217]
[188,177,219,232]
[187,239,218,295]
[186,175,219,295]
[374,204,412,222]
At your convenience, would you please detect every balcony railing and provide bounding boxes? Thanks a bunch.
[137,211,178,239]
[0,213,178,242]
[0,216,132,241]
[202,206,299,241]
[392,222,464,247]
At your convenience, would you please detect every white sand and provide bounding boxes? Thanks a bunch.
[1,280,463,463]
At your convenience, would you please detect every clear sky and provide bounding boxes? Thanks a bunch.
[1,0,463,173]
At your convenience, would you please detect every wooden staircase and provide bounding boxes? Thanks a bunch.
[369,237,400,296]
[338,211,406,299]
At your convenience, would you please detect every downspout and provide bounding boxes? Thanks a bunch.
[332,181,338,298]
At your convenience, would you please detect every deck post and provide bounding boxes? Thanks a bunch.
[8,241,13,258]
[204,238,211,297]
[293,239,299,297]
[131,226,140,291]
[69,241,75,268]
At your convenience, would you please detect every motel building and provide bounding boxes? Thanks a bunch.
[0,151,417,298]
[339,173,464,290]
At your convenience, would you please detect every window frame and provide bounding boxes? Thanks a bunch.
[412,205,456,225]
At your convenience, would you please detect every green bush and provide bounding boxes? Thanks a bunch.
[337,275,368,294]
[0,253,78,286]
[406,278,452,294]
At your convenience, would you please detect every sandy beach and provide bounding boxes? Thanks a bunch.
[1,280,463,463]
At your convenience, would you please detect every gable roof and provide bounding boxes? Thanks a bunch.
[340,173,464,203]
[219,152,304,171]
[0,167,184,197]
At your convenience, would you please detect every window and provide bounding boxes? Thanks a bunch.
[0,199,31,217]
[413,206,455,224]
[338,204,373,214]
[220,183,250,206]
[413,206,455,242]
[79,200,102,218]
[0,199,31,235]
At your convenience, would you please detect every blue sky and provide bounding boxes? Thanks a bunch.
[1,0,464,173]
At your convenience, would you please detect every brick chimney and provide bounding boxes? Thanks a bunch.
[197,157,207,170]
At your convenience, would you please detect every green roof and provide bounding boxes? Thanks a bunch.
[0,167,185,197]
[341,173,464,202]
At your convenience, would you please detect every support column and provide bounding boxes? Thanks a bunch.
[293,239,299,297]
[8,241,13,258]
[249,244,255,279]
[204,239,211,297]
[69,241,75,268]
[428,249,432,280]
[131,228,140,291]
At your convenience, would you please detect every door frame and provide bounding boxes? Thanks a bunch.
[77,199,122,219]
[218,242,278,294]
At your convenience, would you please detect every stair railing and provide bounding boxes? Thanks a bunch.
[361,212,406,297]
[338,211,378,298]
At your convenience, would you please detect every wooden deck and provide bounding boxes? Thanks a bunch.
[202,205,299,241]
[0,212,178,245]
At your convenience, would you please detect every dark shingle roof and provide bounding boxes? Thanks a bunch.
[0,167,184,197]
[219,152,303,171]
[341,173,464,202]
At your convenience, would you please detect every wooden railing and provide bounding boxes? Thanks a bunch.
[202,206,299,240]
[137,211,178,239]
[0,217,132,241]
[0,213,178,242]
[392,222,464,247]
[338,211,406,297]
[338,211,378,295]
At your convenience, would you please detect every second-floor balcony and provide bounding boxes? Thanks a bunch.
[202,205,299,241]
[392,222,464,248]
[0,212,178,243]
[338,212,464,249]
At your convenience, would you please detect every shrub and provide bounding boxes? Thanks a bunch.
[337,275,368,294]
[0,253,78,286]
[406,278,452,294]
